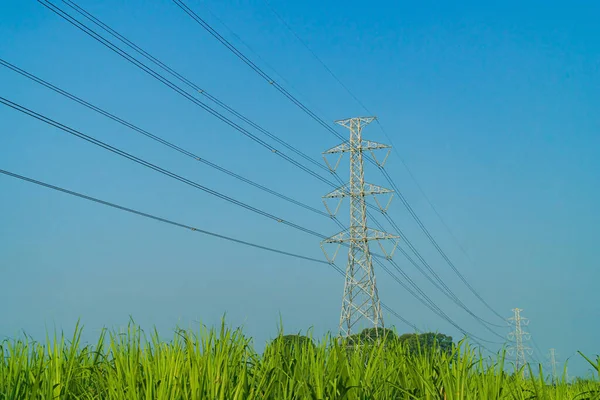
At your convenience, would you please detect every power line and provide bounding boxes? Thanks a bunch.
[11,3,423,336]
[40,0,505,342]
[328,204,500,345]
[260,0,490,310]
[1,166,420,335]
[319,124,505,334]
[0,58,329,218]
[317,123,504,339]
[37,0,337,190]
[528,328,546,366]
[173,0,505,325]
[380,302,419,332]
[373,256,498,349]
[15,0,478,340]
[375,118,481,280]
[0,168,326,264]
[368,205,505,329]
[260,0,372,115]
[317,122,494,341]
[378,166,506,322]
[49,0,499,333]
[318,117,503,342]
[175,0,331,124]
[46,1,496,333]
[0,96,328,240]
[367,210,507,341]
[326,262,418,332]
[172,0,346,143]
[59,0,330,175]
[1,62,409,325]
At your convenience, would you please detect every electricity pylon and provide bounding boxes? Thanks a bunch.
[549,348,558,382]
[508,308,532,375]
[320,116,398,338]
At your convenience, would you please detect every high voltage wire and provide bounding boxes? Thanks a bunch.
[0,96,328,240]
[34,0,505,341]
[380,303,419,332]
[0,168,326,264]
[372,251,502,346]
[182,0,506,323]
[259,0,497,319]
[37,0,337,190]
[329,204,503,344]
[171,0,347,143]
[371,258,498,351]
[134,0,497,335]
[260,0,372,115]
[0,102,498,347]
[378,167,506,322]
[366,205,506,330]
[307,192,500,344]
[329,206,502,345]
[4,0,506,348]
[326,261,419,332]
[0,58,474,339]
[59,0,329,175]
[367,211,507,341]
[38,1,496,334]
[32,1,425,337]
[0,167,419,333]
[0,58,329,218]
[527,326,546,365]
[196,0,331,125]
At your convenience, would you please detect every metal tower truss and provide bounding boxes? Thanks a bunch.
[321,228,399,263]
[320,116,398,338]
[549,348,559,382]
[322,183,395,217]
[508,308,533,375]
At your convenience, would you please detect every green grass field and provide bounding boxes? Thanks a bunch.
[1,321,598,399]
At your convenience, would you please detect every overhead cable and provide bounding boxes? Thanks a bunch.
[0,96,328,240]
[0,168,327,264]
[172,0,506,323]
[0,58,329,218]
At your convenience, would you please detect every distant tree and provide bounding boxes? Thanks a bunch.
[398,332,453,355]
[346,327,398,346]
[398,333,415,343]
[265,334,315,356]
[279,334,315,350]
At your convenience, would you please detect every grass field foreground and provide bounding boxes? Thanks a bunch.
[1,321,598,399]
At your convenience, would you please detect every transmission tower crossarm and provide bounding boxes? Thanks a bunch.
[323,228,398,244]
[324,183,393,198]
[323,140,391,155]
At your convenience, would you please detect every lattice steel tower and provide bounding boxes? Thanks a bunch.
[508,308,532,375]
[320,117,398,338]
[549,348,558,382]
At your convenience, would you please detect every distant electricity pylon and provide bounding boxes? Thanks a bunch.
[320,116,398,338]
[549,348,559,382]
[508,308,532,375]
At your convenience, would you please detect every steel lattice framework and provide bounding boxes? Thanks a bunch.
[321,116,398,338]
[549,348,559,382]
[508,308,532,375]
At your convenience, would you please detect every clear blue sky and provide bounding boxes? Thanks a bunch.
[1,0,598,377]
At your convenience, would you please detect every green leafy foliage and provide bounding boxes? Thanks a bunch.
[398,332,454,356]
[347,327,398,345]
